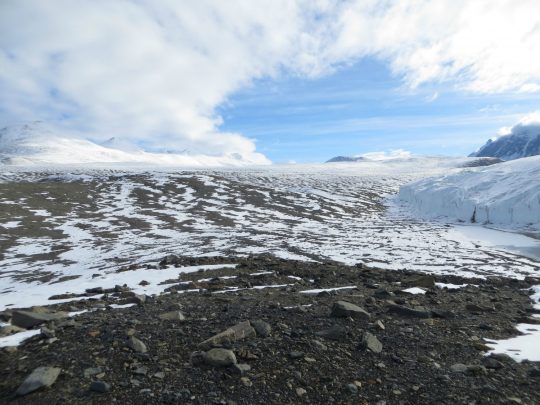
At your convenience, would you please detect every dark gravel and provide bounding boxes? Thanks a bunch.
[1,255,539,404]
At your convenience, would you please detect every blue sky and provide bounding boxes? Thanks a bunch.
[219,58,539,163]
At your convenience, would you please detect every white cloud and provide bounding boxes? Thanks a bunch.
[516,111,540,127]
[358,149,412,161]
[495,111,540,139]
[1,0,539,159]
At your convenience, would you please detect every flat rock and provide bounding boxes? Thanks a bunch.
[11,310,68,329]
[89,380,111,393]
[158,311,186,321]
[204,348,237,367]
[360,332,383,353]
[482,357,504,369]
[16,367,61,396]
[315,325,347,340]
[450,363,486,375]
[83,367,103,378]
[330,301,370,320]
[250,319,271,337]
[231,363,251,375]
[450,363,468,373]
[199,321,256,349]
[431,309,455,319]
[189,351,206,366]
[387,304,431,318]
[126,336,147,353]
[402,275,435,289]
[0,310,12,322]
[466,304,494,313]
[529,368,540,377]
[0,325,25,337]
[125,294,147,305]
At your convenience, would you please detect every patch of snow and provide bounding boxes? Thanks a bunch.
[249,271,274,276]
[300,286,357,294]
[486,284,540,362]
[486,322,540,362]
[31,209,51,217]
[67,310,89,317]
[0,264,236,311]
[283,304,313,309]
[213,284,291,294]
[108,303,137,309]
[0,329,41,348]
[1,221,20,229]
[435,282,470,290]
[401,287,426,294]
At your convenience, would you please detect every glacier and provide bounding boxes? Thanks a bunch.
[399,156,540,233]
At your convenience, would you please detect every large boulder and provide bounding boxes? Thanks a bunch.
[11,310,67,329]
[402,275,435,289]
[387,304,431,318]
[199,321,256,350]
[16,367,61,396]
[204,348,237,367]
[330,301,370,320]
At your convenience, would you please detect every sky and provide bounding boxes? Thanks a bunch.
[1,0,540,163]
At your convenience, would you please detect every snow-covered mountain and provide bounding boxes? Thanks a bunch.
[399,155,540,231]
[470,114,540,160]
[326,156,365,163]
[326,150,412,163]
[0,122,270,167]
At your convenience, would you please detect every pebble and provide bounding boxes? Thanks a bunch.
[83,367,103,378]
[289,351,304,359]
[89,381,111,393]
[127,336,147,353]
[296,387,307,397]
[311,339,328,351]
[450,363,468,373]
[240,377,252,387]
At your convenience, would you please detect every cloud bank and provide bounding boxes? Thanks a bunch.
[1,0,539,159]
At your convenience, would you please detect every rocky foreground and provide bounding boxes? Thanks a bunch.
[1,256,539,404]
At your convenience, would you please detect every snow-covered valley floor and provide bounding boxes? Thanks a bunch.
[1,159,539,310]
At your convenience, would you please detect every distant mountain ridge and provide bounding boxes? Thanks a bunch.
[470,120,540,161]
[325,156,365,163]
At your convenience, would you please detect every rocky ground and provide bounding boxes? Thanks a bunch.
[1,255,540,404]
